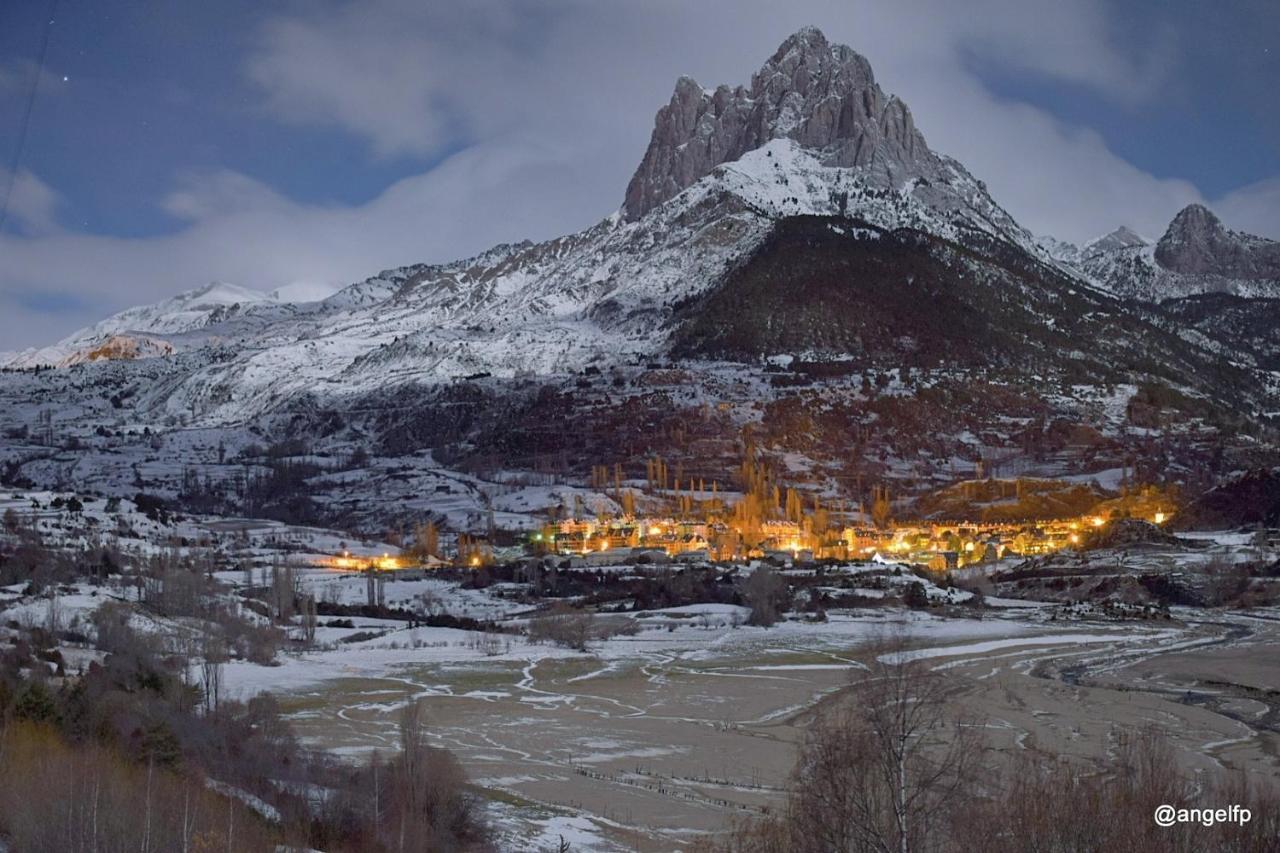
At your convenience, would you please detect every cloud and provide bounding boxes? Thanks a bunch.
[162,169,294,221]
[884,73,1206,243]
[244,0,542,159]
[0,0,1274,350]
[1215,177,1280,239]
[942,0,1178,102]
[227,0,1259,246]
[1,169,62,236]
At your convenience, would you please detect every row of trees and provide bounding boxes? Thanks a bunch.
[0,720,277,852]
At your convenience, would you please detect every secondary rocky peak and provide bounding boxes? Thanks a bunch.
[622,27,933,220]
[1087,226,1147,255]
[1161,204,1224,249]
[1155,204,1280,279]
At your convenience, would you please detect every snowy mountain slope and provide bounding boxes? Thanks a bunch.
[89,135,1083,424]
[0,28,1277,531]
[6,282,299,368]
[1057,206,1280,302]
[1,28,1273,432]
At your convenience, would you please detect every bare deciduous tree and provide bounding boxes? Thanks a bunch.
[302,594,318,646]
[200,636,228,715]
[742,565,788,627]
[725,631,977,853]
[527,603,596,651]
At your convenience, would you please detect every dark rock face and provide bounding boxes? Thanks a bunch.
[1178,468,1280,530]
[622,27,934,220]
[1154,204,1280,279]
[665,215,1260,413]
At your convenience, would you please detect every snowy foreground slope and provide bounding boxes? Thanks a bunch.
[4,485,1278,851]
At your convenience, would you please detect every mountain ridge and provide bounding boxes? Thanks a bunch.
[1,28,1274,435]
[1057,203,1280,302]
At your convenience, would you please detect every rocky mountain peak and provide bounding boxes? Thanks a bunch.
[1086,226,1147,255]
[622,27,933,220]
[1161,204,1224,249]
[1155,204,1280,279]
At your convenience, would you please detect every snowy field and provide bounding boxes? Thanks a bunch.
[4,488,1278,850]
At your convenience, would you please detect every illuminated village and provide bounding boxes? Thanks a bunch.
[532,509,1164,569]
[323,454,1177,573]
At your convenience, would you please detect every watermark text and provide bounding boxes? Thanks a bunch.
[1154,804,1252,828]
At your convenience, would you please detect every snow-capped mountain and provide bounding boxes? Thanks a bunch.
[1038,226,1147,267]
[1089,226,1148,256]
[623,26,1025,243]
[2,29,1272,429]
[4,31,1047,409]
[6,282,296,368]
[1056,205,1280,302]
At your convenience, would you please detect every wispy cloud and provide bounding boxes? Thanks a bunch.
[1,168,62,236]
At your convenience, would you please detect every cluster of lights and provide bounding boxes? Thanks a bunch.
[335,516,1158,570]
[328,548,401,571]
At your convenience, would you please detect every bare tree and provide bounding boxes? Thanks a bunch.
[527,604,595,651]
[731,630,977,853]
[200,636,228,715]
[385,699,479,852]
[44,592,63,635]
[953,726,1280,853]
[302,594,318,646]
[742,566,788,627]
[270,559,298,621]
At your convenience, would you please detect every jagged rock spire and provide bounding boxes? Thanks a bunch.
[622,27,934,220]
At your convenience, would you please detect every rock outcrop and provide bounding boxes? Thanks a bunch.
[1154,204,1280,279]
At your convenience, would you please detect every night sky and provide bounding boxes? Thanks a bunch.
[1,0,1276,349]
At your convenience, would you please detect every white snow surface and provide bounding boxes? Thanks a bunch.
[2,138,1051,426]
